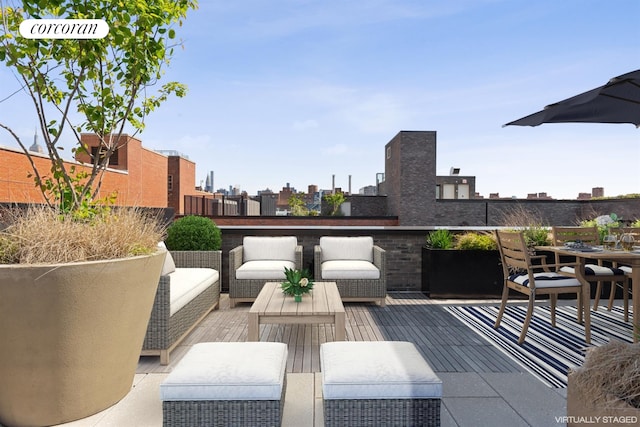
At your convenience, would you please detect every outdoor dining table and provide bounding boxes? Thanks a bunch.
[537,246,640,344]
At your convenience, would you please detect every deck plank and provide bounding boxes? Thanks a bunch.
[138,293,525,375]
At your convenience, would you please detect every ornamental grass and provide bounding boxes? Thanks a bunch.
[572,340,640,409]
[0,205,165,264]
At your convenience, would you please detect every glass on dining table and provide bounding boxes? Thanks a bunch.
[620,233,635,251]
[602,234,617,251]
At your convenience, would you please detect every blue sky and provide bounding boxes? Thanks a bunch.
[1,0,639,199]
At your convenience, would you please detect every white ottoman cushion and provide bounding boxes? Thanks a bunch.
[160,342,288,401]
[320,341,442,399]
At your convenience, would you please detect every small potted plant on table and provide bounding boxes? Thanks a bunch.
[281,267,314,302]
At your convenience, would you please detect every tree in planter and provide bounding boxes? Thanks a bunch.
[0,2,198,425]
[324,192,346,216]
[288,193,309,216]
[0,0,196,216]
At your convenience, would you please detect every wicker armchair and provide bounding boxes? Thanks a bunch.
[229,236,303,307]
[314,236,387,306]
[142,250,221,365]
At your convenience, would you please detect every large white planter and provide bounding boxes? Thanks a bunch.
[0,250,165,427]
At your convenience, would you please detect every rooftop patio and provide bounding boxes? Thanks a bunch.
[54,292,576,427]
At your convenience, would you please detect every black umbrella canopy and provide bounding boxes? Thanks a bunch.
[504,69,640,127]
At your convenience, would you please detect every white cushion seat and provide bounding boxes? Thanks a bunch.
[510,272,582,288]
[320,341,442,399]
[620,266,632,274]
[321,260,380,280]
[168,268,219,316]
[161,342,287,401]
[236,260,296,280]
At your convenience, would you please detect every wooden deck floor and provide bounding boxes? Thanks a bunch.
[137,292,525,375]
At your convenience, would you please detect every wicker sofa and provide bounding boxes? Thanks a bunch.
[142,249,221,365]
[229,236,302,307]
[314,236,387,306]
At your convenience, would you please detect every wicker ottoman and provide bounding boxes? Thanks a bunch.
[320,341,442,427]
[160,342,288,427]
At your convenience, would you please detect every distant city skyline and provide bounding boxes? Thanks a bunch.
[1,1,638,198]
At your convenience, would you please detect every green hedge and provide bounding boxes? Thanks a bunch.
[165,216,222,251]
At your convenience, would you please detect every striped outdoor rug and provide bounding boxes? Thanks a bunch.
[444,305,634,388]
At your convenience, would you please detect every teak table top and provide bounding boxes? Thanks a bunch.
[248,281,345,341]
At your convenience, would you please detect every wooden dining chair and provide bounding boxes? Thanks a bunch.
[551,226,629,317]
[607,227,640,321]
[494,230,584,344]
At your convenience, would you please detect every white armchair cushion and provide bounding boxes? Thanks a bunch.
[236,260,296,280]
[243,236,297,262]
[319,236,373,262]
[169,268,219,316]
[321,260,380,280]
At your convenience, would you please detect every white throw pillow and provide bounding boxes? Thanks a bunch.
[158,241,176,275]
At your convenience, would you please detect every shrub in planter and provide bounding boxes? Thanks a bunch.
[165,215,222,251]
[455,232,497,250]
[425,229,454,249]
[422,230,503,298]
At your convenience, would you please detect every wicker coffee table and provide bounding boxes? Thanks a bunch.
[248,281,345,341]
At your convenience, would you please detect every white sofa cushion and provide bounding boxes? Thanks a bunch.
[319,236,373,262]
[160,342,288,401]
[236,260,296,280]
[243,236,297,262]
[320,341,442,399]
[169,268,219,316]
[321,260,380,280]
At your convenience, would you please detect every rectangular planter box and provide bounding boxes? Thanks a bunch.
[567,371,640,427]
[422,248,504,298]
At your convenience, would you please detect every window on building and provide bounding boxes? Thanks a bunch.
[168,175,173,191]
[386,146,391,159]
[90,146,119,166]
